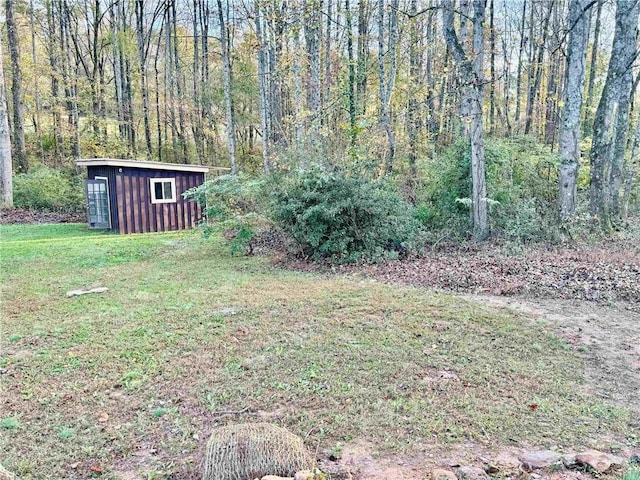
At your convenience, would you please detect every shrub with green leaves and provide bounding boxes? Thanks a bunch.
[270,168,421,262]
[184,173,269,255]
[13,167,84,213]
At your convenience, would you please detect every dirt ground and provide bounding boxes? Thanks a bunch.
[279,238,640,480]
[320,295,640,480]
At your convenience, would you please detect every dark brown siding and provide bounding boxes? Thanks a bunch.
[87,165,204,234]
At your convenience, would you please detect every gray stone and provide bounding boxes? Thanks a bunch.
[518,450,562,470]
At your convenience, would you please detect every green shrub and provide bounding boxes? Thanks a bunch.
[184,173,269,255]
[270,168,421,262]
[13,167,84,213]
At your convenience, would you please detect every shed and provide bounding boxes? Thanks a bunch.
[76,158,219,234]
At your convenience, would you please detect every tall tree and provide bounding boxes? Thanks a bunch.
[255,1,272,172]
[514,0,528,129]
[0,38,13,206]
[524,0,554,135]
[345,0,357,145]
[558,0,591,220]
[5,0,27,172]
[377,0,399,173]
[217,0,237,174]
[589,0,640,228]
[305,0,322,134]
[622,114,640,218]
[584,0,603,130]
[443,0,488,240]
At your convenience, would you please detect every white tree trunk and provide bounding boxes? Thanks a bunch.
[621,115,640,219]
[0,39,14,206]
[558,0,590,220]
[217,0,236,174]
[444,0,488,240]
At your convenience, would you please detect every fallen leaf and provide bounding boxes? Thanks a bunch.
[89,464,104,474]
[528,403,539,411]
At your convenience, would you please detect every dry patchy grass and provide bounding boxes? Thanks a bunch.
[0,224,636,479]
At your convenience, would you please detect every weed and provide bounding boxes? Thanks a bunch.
[1,417,20,429]
[58,427,75,440]
[623,467,640,480]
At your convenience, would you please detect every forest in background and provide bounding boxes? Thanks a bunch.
[1,0,639,244]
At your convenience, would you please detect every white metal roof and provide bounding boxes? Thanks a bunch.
[76,158,230,173]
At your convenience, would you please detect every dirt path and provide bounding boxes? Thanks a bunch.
[464,295,640,414]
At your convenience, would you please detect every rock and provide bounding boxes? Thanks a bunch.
[561,454,577,468]
[432,468,457,480]
[455,466,488,480]
[294,471,315,480]
[518,450,562,470]
[575,450,614,473]
[261,476,293,480]
[66,287,108,297]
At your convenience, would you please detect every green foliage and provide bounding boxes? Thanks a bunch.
[184,173,269,255]
[623,467,640,480]
[270,167,421,262]
[57,427,75,440]
[419,136,558,241]
[13,167,84,213]
[1,417,20,429]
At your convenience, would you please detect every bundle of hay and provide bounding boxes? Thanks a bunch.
[202,423,312,480]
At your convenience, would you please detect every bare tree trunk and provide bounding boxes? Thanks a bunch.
[621,114,640,218]
[609,64,633,215]
[514,0,527,129]
[558,0,590,221]
[217,0,237,174]
[589,0,640,229]
[5,0,27,172]
[525,0,554,136]
[171,0,186,162]
[489,0,496,134]
[135,0,153,159]
[356,0,368,116]
[46,0,63,163]
[444,0,488,240]
[305,0,322,134]
[346,0,357,145]
[0,40,13,206]
[407,0,419,179]
[255,2,271,173]
[293,8,305,148]
[501,0,512,135]
[323,0,332,128]
[584,0,602,132]
[29,0,44,162]
[378,0,399,174]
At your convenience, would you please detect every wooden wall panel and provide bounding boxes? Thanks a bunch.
[116,175,125,234]
[132,174,141,233]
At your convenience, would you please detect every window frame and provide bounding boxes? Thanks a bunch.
[94,176,112,228]
[150,177,177,204]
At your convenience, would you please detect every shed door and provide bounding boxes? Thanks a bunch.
[86,179,110,229]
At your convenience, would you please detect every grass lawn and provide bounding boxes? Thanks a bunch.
[0,224,635,479]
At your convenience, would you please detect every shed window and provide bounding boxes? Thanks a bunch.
[150,178,177,204]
